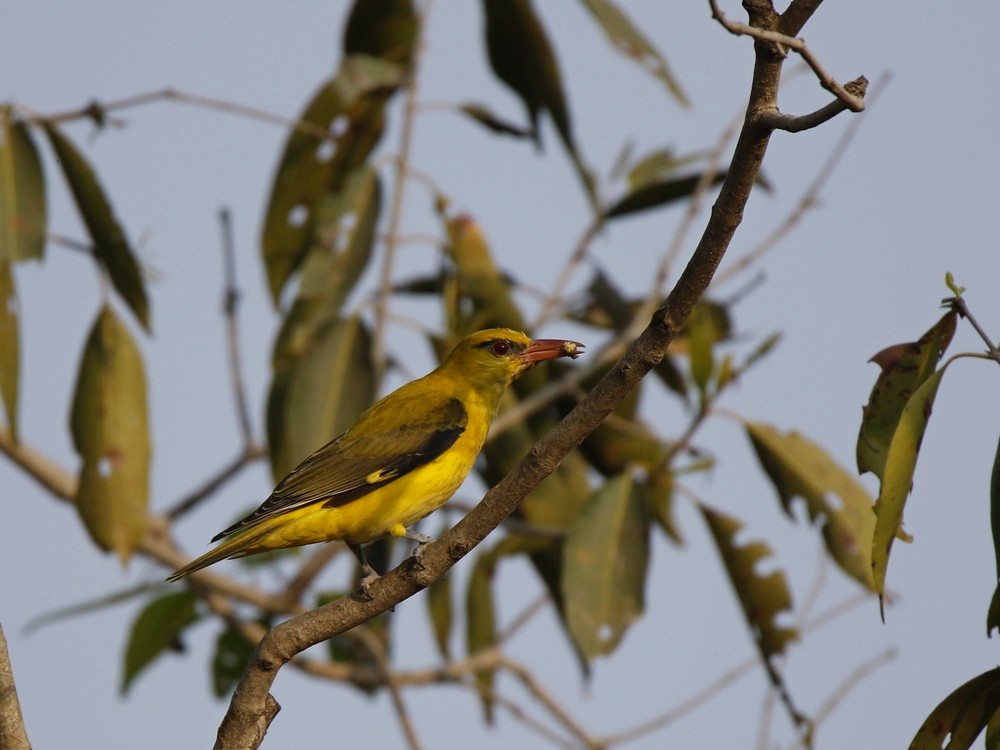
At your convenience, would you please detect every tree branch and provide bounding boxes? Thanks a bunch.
[0,624,32,750]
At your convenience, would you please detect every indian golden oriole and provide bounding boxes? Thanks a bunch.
[167,328,583,593]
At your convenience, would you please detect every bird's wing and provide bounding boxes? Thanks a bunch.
[211,393,467,541]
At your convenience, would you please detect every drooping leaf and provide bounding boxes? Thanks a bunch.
[604,171,727,219]
[466,548,498,723]
[24,582,164,634]
[0,107,46,262]
[563,473,650,661]
[426,573,453,661]
[458,103,535,139]
[481,0,596,208]
[577,0,688,105]
[872,367,948,607]
[910,667,1000,750]
[857,311,956,479]
[0,261,19,442]
[121,591,199,694]
[43,123,150,330]
[268,313,374,479]
[686,301,716,396]
[990,432,1000,636]
[640,467,683,545]
[746,422,877,592]
[212,625,256,698]
[701,504,797,660]
[343,0,418,65]
[261,57,403,302]
[70,305,151,563]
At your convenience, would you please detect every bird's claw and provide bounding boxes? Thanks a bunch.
[356,567,380,601]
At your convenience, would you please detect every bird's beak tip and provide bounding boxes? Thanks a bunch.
[520,339,586,363]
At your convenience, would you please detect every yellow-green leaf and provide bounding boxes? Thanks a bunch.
[426,573,453,662]
[872,367,947,605]
[43,124,150,330]
[604,171,727,219]
[578,0,688,105]
[343,0,418,65]
[910,667,1000,750]
[0,107,46,262]
[268,314,374,479]
[70,305,151,562]
[563,473,650,661]
[0,261,19,442]
[746,422,877,592]
[121,591,199,694]
[261,57,403,303]
[701,504,797,660]
[857,311,956,479]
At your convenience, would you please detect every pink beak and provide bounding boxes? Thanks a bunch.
[519,339,586,363]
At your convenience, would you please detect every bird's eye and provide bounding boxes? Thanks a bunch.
[489,340,511,357]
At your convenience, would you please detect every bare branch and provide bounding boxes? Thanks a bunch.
[709,0,866,112]
[0,425,75,502]
[0,624,31,750]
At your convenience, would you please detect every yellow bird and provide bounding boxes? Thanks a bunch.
[167,328,583,594]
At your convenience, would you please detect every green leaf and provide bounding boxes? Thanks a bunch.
[70,305,151,563]
[24,582,164,634]
[578,0,688,105]
[43,123,150,330]
[857,311,956,479]
[426,560,453,660]
[0,106,46,262]
[261,57,403,303]
[121,591,199,694]
[0,261,19,442]
[267,313,375,479]
[910,667,1000,750]
[604,171,727,219]
[701,504,797,660]
[746,422,877,592]
[640,468,683,545]
[466,550,498,723]
[458,103,535,139]
[686,302,716,396]
[872,367,947,606]
[212,626,255,698]
[991,432,1000,636]
[343,0,418,65]
[562,473,650,661]
[481,0,596,208]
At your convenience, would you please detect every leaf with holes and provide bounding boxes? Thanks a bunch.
[43,124,150,330]
[121,591,199,694]
[0,261,19,442]
[701,504,797,660]
[578,0,688,105]
[562,473,650,661]
[857,311,956,479]
[267,313,374,479]
[0,107,46,262]
[746,422,877,592]
[910,667,1000,750]
[872,366,947,607]
[261,56,403,303]
[70,305,151,562]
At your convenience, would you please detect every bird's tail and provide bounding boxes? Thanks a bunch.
[166,528,269,582]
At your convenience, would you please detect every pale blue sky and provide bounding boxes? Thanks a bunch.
[3,2,1000,748]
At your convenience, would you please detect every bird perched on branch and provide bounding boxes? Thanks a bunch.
[167,328,584,595]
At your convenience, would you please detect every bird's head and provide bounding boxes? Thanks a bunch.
[444,328,585,389]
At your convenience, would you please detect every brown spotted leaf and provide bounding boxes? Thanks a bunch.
[70,306,151,562]
[910,667,1000,750]
[857,311,956,479]
[0,107,46,262]
[746,422,877,592]
[701,504,797,660]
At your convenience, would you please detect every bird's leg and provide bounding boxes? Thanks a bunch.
[403,529,436,570]
[347,541,379,600]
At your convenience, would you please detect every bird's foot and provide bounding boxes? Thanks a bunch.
[404,530,436,571]
[356,565,380,601]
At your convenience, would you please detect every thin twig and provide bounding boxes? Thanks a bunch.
[164,445,267,521]
[946,295,1000,365]
[218,207,256,447]
[531,219,601,331]
[709,0,865,112]
[279,544,343,609]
